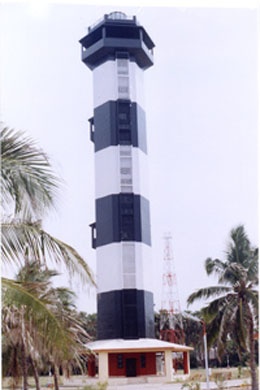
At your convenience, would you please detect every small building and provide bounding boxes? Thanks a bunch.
[86,338,193,383]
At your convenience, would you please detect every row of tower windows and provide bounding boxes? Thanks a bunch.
[117,58,130,99]
[81,24,153,52]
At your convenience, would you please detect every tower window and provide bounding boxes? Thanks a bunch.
[120,194,134,240]
[118,76,129,99]
[122,242,136,288]
[106,25,139,40]
[117,102,131,143]
[117,58,129,74]
[120,146,132,193]
[117,57,129,99]
[119,129,131,143]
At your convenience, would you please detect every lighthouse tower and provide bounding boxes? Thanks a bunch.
[80,12,155,341]
[79,12,192,381]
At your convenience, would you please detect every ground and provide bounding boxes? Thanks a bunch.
[2,367,253,390]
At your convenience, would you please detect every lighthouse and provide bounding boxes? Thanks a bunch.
[80,11,155,340]
[79,12,192,381]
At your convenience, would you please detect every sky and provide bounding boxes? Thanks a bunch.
[1,0,259,315]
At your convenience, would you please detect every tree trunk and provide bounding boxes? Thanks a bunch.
[10,347,20,390]
[53,365,60,390]
[21,341,28,390]
[30,356,41,390]
[249,319,258,390]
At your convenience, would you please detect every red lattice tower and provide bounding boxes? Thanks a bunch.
[160,232,185,344]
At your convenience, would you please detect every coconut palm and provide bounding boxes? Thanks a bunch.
[2,261,91,390]
[1,125,94,283]
[1,125,95,389]
[187,225,258,390]
[1,125,95,335]
[47,286,91,389]
[1,125,59,217]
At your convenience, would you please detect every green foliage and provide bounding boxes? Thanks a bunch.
[187,225,258,390]
[2,261,92,385]
[1,126,95,283]
[1,126,60,219]
[79,312,97,340]
[1,126,96,390]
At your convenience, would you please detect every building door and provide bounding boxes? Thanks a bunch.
[126,358,137,377]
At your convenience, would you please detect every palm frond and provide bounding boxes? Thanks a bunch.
[187,286,231,305]
[1,126,60,219]
[247,248,258,284]
[219,262,247,285]
[226,225,251,266]
[2,278,72,353]
[243,290,259,324]
[1,220,96,286]
[205,257,226,278]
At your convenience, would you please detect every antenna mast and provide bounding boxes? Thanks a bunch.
[160,232,185,344]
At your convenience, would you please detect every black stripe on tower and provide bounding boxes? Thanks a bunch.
[89,100,147,153]
[97,289,155,339]
[95,193,151,248]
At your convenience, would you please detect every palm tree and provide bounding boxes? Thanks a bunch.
[1,126,94,284]
[47,287,91,389]
[187,225,258,390]
[1,125,95,389]
[2,261,91,390]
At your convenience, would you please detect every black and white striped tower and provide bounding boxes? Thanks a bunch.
[80,12,155,340]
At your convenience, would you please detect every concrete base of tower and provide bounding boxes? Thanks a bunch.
[84,338,193,382]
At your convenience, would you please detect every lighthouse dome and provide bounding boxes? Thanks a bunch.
[107,11,127,20]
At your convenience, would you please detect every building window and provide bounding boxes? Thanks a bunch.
[120,146,132,193]
[117,354,123,369]
[117,57,130,99]
[118,77,129,96]
[141,354,146,368]
[122,242,136,288]
[120,194,134,241]
[117,58,129,74]
[119,129,131,143]
[117,102,131,144]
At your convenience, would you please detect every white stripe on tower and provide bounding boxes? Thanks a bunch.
[93,60,145,109]
[95,146,150,202]
[96,243,154,293]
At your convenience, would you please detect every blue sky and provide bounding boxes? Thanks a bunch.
[2,1,259,314]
